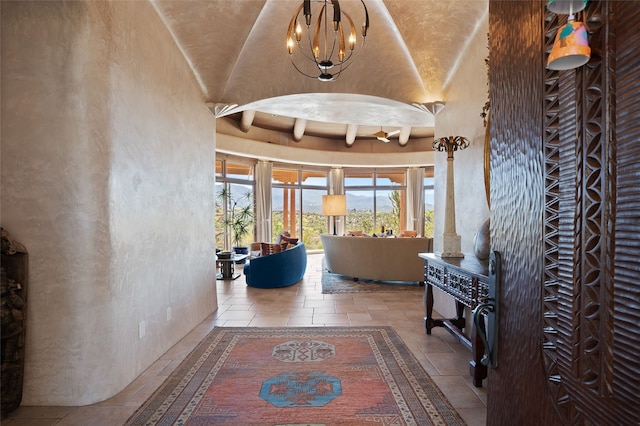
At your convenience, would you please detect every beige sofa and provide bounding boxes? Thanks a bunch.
[321,234,433,282]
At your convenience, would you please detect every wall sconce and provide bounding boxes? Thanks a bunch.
[546,0,591,70]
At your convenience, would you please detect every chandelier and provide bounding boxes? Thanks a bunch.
[286,0,369,82]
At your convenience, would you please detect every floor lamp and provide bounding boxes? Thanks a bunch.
[322,195,346,235]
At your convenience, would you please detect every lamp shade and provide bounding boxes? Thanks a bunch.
[322,195,346,216]
[547,17,591,70]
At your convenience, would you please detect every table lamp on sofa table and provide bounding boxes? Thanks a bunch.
[322,194,347,236]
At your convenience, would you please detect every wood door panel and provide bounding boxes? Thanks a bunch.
[490,1,640,424]
[542,1,640,423]
[610,0,640,417]
[488,1,560,423]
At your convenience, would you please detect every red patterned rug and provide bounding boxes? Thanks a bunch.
[126,327,465,425]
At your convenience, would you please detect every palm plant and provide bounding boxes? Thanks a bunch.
[217,185,254,249]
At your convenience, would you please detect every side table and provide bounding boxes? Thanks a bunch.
[217,254,248,280]
[419,253,489,387]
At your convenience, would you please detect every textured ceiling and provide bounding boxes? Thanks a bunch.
[151,0,488,143]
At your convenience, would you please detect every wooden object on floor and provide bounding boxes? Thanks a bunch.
[1,228,28,419]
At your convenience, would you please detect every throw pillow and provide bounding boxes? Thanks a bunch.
[276,231,291,244]
[400,230,418,238]
[281,236,298,245]
[261,242,282,256]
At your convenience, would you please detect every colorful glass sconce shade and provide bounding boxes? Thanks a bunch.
[547,15,591,70]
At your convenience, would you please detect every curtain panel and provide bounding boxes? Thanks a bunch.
[255,161,272,242]
[406,167,425,235]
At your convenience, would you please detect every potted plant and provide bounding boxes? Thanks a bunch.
[216,186,254,261]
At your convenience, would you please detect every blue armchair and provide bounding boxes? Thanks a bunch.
[243,242,307,288]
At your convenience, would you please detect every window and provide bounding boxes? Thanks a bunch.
[344,169,406,235]
[215,160,255,250]
[376,171,405,234]
[215,154,437,248]
[272,168,327,250]
[424,173,435,238]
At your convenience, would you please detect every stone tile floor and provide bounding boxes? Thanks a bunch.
[4,254,486,425]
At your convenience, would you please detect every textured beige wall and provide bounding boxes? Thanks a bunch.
[432,12,490,317]
[1,1,217,405]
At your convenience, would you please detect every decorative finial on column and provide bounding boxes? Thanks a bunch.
[433,136,470,258]
[432,135,470,159]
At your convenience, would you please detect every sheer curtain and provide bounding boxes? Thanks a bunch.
[328,168,345,236]
[255,160,272,242]
[406,167,425,235]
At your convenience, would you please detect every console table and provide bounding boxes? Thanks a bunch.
[419,253,489,387]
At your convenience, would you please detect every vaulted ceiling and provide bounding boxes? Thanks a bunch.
[152,0,488,145]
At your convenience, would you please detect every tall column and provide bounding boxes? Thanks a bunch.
[433,136,469,258]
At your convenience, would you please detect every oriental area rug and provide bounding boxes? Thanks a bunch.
[126,326,464,426]
[322,267,423,294]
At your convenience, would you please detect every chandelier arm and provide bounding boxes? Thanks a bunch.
[303,0,311,24]
[322,46,363,80]
[342,10,357,51]
[327,36,365,70]
[312,4,326,60]
[337,22,346,61]
[360,0,369,36]
[287,3,305,53]
[298,30,321,63]
[325,24,343,66]
[332,0,341,28]
[289,56,323,79]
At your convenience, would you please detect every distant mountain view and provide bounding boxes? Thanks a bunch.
[273,191,434,213]
[222,183,434,214]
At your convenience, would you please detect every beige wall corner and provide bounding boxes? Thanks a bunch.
[1,1,217,405]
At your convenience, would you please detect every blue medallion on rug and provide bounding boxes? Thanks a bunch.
[260,371,342,407]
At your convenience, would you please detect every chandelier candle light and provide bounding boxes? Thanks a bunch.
[287,0,369,81]
[433,136,470,258]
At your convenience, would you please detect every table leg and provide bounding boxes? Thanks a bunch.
[221,261,233,279]
[450,300,466,330]
[469,317,488,387]
[424,283,447,334]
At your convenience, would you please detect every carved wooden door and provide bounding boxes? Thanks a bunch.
[488,1,640,424]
